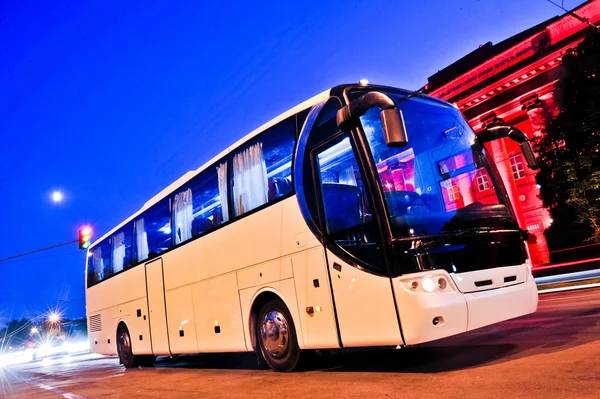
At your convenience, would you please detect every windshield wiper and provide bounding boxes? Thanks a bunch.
[442,217,531,241]
[393,84,428,105]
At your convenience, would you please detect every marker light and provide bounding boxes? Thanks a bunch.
[437,277,448,290]
[422,278,435,292]
[359,79,369,85]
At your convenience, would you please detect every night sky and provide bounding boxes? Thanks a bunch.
[0,0,584,325]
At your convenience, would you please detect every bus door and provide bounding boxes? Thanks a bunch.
[145,258,172,356]
[312,133,404,348]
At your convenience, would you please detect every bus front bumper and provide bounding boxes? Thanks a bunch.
[394,273,538,346]
[464,277,538,331]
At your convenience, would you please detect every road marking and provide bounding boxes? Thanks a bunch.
[539,283,600,295]
[27,380,86,399]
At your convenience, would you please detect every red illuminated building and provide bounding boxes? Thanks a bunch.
[425,0,600,266]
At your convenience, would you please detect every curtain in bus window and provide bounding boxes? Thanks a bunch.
[233,142,268,216]
[111,231,126,273]
[92,247,104,282]
[173,188,193,244]
[217,162,229,222]
[134,218,149,261]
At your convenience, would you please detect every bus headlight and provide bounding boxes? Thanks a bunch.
[403,273,454,293]
[422,278,435,292]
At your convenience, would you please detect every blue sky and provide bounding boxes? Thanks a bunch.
[0,0,585,325]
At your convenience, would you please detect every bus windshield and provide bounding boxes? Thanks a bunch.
[359,92,516,239]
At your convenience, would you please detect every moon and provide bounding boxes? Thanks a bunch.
[52,191,64,203]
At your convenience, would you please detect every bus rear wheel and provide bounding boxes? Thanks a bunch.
[256,299,300,372]
[117,325,155,368]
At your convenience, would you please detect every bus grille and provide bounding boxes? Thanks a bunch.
[89,314,102,332]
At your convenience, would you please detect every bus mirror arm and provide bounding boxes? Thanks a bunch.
[477,126,538,170]
[337,91,408,147]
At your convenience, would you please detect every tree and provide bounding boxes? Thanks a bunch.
[535,31,600,246]
[0,318,34,349]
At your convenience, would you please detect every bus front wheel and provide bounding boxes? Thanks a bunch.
[256,299,300,372]
[117,324,154,368]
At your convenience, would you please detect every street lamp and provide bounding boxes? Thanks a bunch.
[30,326,38,334]
[48,313,60,323]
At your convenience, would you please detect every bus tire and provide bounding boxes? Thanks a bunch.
[117,324,152,368]
[256,299,301,372]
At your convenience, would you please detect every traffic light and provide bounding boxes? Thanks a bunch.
[79,226,92,250]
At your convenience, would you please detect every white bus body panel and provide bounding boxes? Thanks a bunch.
[86,265,152,355]
[450,264,528,294]
[326,251,403,347]
[165,285,199,354]
[157,197,331,354]
[192,273,246,352]
[290,248,339,349]
[394,264,538,345]
[145,258,171,356]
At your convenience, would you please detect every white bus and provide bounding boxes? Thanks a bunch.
[86,83,539,372]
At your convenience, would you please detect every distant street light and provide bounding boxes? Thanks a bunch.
[48,313,60,323]
[30,326,38,334]
[51,191,64,203]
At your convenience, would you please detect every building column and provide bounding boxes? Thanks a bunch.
[522,97,552,265]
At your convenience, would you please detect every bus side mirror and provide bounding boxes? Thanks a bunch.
[477,125,538,170]
[381,108,408,147]
[519,142,538,170]
[337,91,408,147]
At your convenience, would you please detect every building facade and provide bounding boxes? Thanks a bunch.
[425,0,600,266]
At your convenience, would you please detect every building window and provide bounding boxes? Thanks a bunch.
[447,184,461,201]
[476,168,490,191]
[510,154,526,180]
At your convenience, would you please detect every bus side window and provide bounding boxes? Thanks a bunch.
[88,239,111,286]
[231,117,295,217]
[111,223,133,273]
[171,160,229,245]
[133,198,171,263]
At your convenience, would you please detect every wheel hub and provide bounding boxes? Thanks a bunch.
[260,310,289,358]
[119,331,131,362]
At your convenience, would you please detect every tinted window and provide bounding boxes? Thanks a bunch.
[88,239,111,286]
[316,135,384,270]
[232,117,295,216]
[360,95,510,238]
[110,223,133,273]
[172,161,229,245]
[134,199,172,262]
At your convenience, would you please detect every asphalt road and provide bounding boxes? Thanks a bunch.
[3,288,600,399]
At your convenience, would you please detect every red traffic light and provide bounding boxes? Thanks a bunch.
[79,226,92,250]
